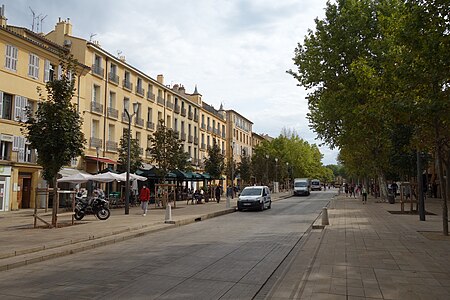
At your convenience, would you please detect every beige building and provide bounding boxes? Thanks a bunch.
[252,132,265,150]
[225,110,253,164]
[0,13,89,210]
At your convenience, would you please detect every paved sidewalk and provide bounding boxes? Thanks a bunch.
[266,193,450,299]
[0,191,292,272]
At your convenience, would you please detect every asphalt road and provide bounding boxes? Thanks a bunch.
[0,190,334,300]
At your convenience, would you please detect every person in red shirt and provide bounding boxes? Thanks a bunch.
[139,185,150,216]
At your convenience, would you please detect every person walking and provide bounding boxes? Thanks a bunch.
[215,185,221,203]
[362,186,368,204]
[139,185,150,216]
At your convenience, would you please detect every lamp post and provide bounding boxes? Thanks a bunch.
[231,141,235,198]
[275,158,278,193]
[95,146,100,174]
[286,162,289,191]
[124,102,139,215]
[265,154,269,185]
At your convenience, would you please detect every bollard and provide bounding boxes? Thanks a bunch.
[321,207,329,225]
[165,204,172,223]
[226,196,231,208]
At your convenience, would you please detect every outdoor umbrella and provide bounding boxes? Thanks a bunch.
[57,173,95,183]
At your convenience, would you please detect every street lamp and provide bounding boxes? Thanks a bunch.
[265,154,269,185]
[286,162,290,190]
[124,102,139,215]
[95,146,100,174]
[275,158,278,193]
[231,141,235,198]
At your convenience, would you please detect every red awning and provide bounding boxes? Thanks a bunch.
[84,155,117,164]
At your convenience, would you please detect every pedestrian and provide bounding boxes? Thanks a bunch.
[344,183,349,197]
[139,185,150,216]
[215,185,221,203]
[391,182,398,198]
[362,186,368,204]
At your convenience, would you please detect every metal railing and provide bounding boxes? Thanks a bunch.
[147,92,155,102]
[135,117,144,127]
[91,101,103,114]
[107,107,118,119]
[90,137,102,148]
[146,121,155,130]
[123,80,133,91]
[106,140,118,152]
[136,86,144,96]
[108,72,119,84]
[92,64,104,77]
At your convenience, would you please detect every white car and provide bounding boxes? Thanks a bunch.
[237,186,272,211]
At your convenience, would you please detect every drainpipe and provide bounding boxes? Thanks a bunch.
[103,57,109,158]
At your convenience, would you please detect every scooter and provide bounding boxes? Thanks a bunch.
[74,191,110,221]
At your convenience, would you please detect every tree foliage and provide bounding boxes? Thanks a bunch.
[117,130,143,173]
[22,52,85,226]
[203,141,225,179]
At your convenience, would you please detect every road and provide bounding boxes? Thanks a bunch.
[0,190,334,299]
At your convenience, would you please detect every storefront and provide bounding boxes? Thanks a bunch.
[0,165,12,211]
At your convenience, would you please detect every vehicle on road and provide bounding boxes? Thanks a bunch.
[311,179,322,191]
[294,178,310,196]
[237,186,272,211]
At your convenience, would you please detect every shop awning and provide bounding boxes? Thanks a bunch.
[85,155,117,164]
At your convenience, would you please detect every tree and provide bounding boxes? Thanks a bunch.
[147,120,187,182]
[237,154,252,186]
[117,130,143,173]
[22,52,85,227]
[203,141,225,180]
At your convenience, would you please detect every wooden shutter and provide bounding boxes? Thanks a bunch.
[14,95,21,121]
[12,136,20,151]
[44,60,50,82]
[0,91,3,118]
[18,136,25,162]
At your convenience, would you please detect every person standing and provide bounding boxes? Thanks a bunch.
[362,186,368,204]
[139,185,150,216]
[215,185,221,203]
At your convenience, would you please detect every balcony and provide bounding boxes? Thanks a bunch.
[201,123,206,130]
[194,114,199,122]
[222,132,226,138]
[147,91,155,102]
[91,101,103,114]
[181,108,187,117]
[90,137,102,148]
[122,112,129,123]
[166,101,174,110]
[188,111,193,120]
[135,117,144,127]
[217,129,222,136]
[106,140,118,152]
[157,96,164,105]
[146,121,155,130]
[194,137,199,145]
[207,125,212,132]
[174,104,180,114]
[108,72,119,84]
[173,131,180,139]
[107,107,118,119]
[123,80,133,91]
[136,86,144,97]
[92,64,104,77]
[200,143,206,150]
[180,133,186,141]
[188,135,193,143]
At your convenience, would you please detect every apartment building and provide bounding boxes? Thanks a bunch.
[252,132,265,150]
[0,13,89,210]
[225,110,253,164]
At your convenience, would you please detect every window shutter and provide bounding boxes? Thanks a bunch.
[44,60,50,82]
[5,45,11,69]
[12,136,20,151]
[57,65,62,80]
[21,97,28,122]
[28,54,34,76]
[0,91,3,118]
[14,95,22,121]
[12,47,17,70]
[18,136,25,162]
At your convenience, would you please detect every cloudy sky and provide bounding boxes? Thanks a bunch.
[4,0,338,165]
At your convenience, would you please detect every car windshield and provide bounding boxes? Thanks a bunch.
[295,182,307,187]
[240,188,263,196]
[311,181,320,185]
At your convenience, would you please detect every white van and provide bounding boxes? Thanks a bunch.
[294,178,310,196]
[237,186,272,211]
[311,179,322,191]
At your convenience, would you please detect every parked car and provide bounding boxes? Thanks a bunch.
[237,186,272,211]
[311,179,322,191]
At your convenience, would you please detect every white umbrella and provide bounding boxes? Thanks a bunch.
[91,172,123,183]
[57,173,95,183]
[117,172,147,182]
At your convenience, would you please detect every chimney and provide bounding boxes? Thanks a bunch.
[0,5,7,27]
[157,74,164,84]
[179,85,185,94]
[53,18,72,45]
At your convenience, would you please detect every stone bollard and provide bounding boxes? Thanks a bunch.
[321,207,329,226]
[226,196,231,208]
[165,204,172,223]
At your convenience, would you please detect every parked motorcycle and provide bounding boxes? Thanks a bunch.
[74,191,110,221]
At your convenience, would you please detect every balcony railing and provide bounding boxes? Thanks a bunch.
[135,117,144,127]
[180,133,186,141]
[123,80,133,91]
[91,101,103,114]
[106,140,118,152]
[194,114,199,122]
[207,125,212,132]
[90,137,102,148]
[122,112,129,123]
[181,108,187,117]
[136,86,144,97]
[194,137,199,145]
[174,104,180,114]
[92,64,104,77]
[157,96,164,105]
[201,143,206,150]
[107,107,118,119]
[188,111,193,120]
[108,72,119,84]
[173,131,180,139]
[166,101,174,110]
[146,121,155,130]
[222,132,226,138]
[147,91,155,102]
[188,135,193,143]
[201,123,206,130]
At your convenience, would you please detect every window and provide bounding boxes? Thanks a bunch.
[0,140,11,160]
[108,124,115,141]
[123,97,130,112]
[13,95,28,122]
[28,53,40,79]
[93,85,101,103]
[91,120,100,138]
[110,64,117,76]
[174,118,178,132]
[44,60,56,82]
[136,132,141,146]
[181,121,185,134]
[5,45,18,71]
[0,92,12,120]
[147,107,153,121]
[109,91,116,108]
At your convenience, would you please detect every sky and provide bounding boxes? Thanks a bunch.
[3,0,339,165]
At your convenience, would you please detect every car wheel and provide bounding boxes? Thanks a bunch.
[260,202,264,211]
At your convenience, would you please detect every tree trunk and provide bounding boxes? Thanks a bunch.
[436,148,448,235]
[378,171,388,201]
[51,176,59,227]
